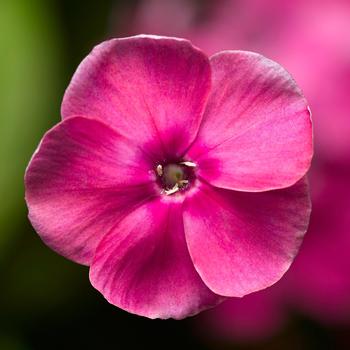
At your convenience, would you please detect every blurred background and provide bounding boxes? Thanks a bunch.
[1,0,350,349]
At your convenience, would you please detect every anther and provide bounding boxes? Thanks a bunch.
[156,164,163,176]
[180,161,196,168]
[164,183,180,195]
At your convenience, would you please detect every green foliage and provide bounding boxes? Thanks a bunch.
[0,0,64,254]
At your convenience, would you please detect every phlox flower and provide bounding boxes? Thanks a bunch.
[128,0,350,334]
[25,35,312,319]
[201,162,350,339]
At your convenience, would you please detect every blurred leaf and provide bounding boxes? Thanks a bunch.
[0,0,64,254]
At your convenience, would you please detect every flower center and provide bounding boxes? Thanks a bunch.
[155,161,196,195]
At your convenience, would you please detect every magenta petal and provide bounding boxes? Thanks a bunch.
[89,199,222,319]
[187,51,313,191]
[25,117,156,265]
[183,178,311,297]
[61,35,211,158]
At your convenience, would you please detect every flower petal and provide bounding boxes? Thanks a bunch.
[25,116,157,265]
[183,178,310,297]
[89,199,222,319]
[61,35,211,159]
[187,51,313,192]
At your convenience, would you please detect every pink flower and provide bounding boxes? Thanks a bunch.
[201,161,350,340]
[131,0,350,162]
[25,35,312,319]
[127,0,350,335]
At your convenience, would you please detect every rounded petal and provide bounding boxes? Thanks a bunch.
[89,199,222,319]
[61,35,211,159]
[187,51,313,192]
[182,178,311,297]
[25,116,157,265]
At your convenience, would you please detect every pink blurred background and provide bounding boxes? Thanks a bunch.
[125,0,350,346]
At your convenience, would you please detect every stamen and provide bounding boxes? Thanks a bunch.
[180,161,196,168]
[163,179,189,196]
[178,180,188,186]
[155,161,195,196]
[164,183,180,195]
[156,164,163,176]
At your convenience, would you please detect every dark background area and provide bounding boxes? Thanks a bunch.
[1,1,350,349]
